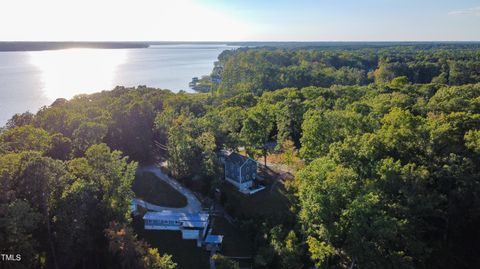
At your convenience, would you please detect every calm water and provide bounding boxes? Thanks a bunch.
[0,44,236,126]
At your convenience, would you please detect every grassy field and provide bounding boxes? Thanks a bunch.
[133,218,210,269]
[132,171,187,208]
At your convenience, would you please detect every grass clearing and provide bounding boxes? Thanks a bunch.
[211,216,253,257]
[132,171,187,208]
[221,176,293,220]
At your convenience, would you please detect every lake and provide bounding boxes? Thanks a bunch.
[0,44,237,126]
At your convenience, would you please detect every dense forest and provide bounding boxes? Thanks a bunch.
[1,44,480,268]
[217,44,480,95]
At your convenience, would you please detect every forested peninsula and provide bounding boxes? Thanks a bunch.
[1,43,480,269]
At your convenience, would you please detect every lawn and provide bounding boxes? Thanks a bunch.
[220,175,293,220]
[132,171,187,208]
[133,218,210,269]
[211,216,253,257]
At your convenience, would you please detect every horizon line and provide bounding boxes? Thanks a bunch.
[1,40,480,43]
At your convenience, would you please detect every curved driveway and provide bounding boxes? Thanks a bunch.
[135,165,202,213]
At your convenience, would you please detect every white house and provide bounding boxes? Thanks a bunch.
[143,211,209,246]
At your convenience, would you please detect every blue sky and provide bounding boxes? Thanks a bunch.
[198,0,480,41]
[1,0,479,41]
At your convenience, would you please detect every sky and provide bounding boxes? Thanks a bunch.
[0,0,479,41]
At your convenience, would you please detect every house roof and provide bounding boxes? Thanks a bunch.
[225,152,253,167]
[182,221,208,228]
[205,235,223,244]
[143,211,209,222]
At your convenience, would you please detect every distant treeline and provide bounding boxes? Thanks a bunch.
[226,41,480,49]
[215,44,480,96]
[0,41,149,51]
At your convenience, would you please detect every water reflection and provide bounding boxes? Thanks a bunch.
[29,48,127,100]
[0,44,234,126]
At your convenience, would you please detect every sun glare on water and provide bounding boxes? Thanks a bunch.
[29,48,127,100]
